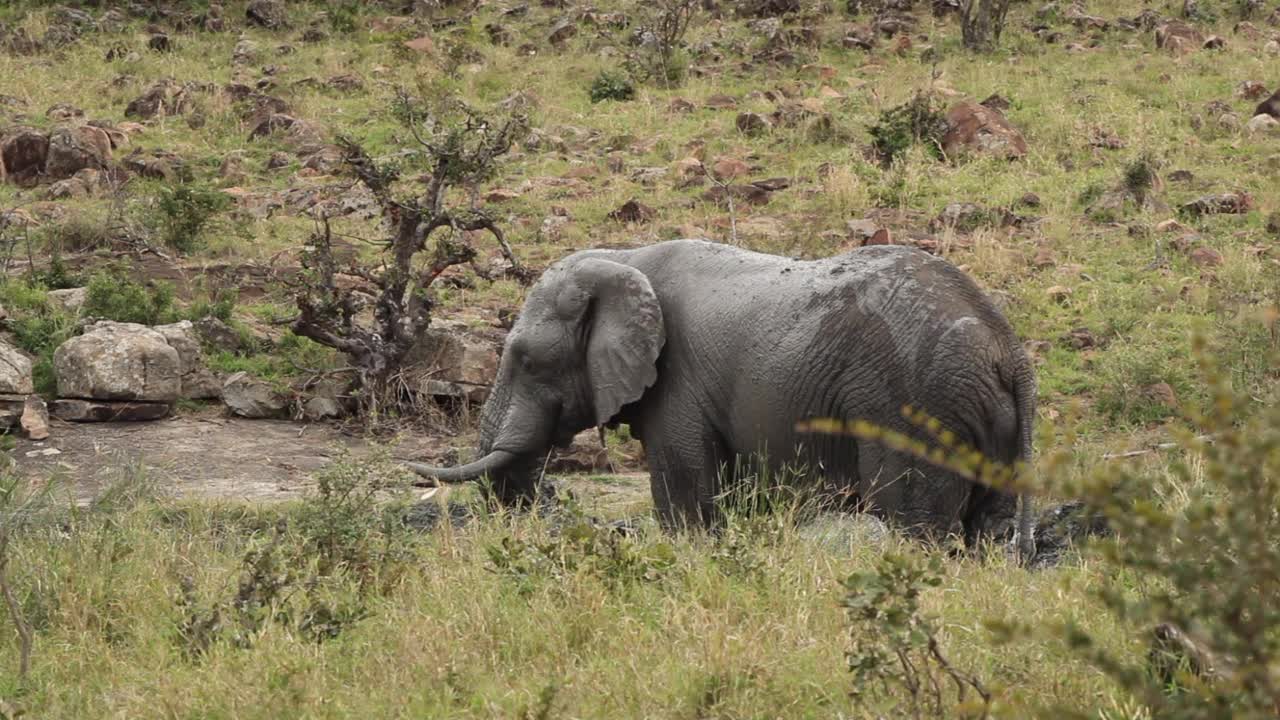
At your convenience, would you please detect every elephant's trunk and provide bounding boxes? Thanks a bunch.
[405,450,518,486]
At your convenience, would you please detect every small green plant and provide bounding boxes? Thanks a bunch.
[152,182,230,254]
[1039,336,1280,718]
[1122,152,1161,206]
[589,70,636,103]
[627,0,698,87]
[486,497,676,595]
[869,92,948,166]
[326,0,360,33]
[843,551,991,718]
[83,271,178,326]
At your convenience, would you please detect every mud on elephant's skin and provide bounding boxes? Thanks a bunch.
[408,239,1037,559]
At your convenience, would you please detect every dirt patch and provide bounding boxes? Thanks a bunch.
[11,409,461,504]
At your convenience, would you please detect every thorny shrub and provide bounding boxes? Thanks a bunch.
[151,182,230,254]
[589,69,636,103]
[176,450,414,657]
[869,91,949,166]
[486,497,676,596]
[844,552,992,719]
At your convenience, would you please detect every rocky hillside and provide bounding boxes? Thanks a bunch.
[0,0,1276,453]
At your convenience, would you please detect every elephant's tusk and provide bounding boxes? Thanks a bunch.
[405,450,518,486]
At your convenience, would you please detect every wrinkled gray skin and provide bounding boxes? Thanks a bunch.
[409,239,1036,557]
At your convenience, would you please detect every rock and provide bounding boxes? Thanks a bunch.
[941,102,1027,160]
[1188,246,1223,267]
[148,33,172,52]
[735,111,772,137]
[325,73,363,91]
[1237,81,1269,101]
[934,202,988,232]
[1,128,50,186]
[45,103,83,121]
[1155,20,1204,53]
[122,147,184,181]
[1020,192,1042,207]
[194,316,251,354]
[1062,327,1097,349]
[549,19,577,46]
[0,341,34,394]
[1148,624,1222,687]
[125,78,194,119]
[608,199,657,223]
[403,36,435,54]
[710,157,750,180]
[53,322,182,402]
[50,398,171,422]
[302,395,341,421]
[222,372,288,418]
[44,125,111,180]
[1268,40,1280,56]
[46,168,105,199]
[248,114,318,144]
[1140,382,1179,409]
[484,188,521,203]
[405,320,502,403]
[704,94,739,109]
[546,429,611,473]
[702,184,771,207]
[799,513,891,552]
[1202,35,1225,49]
[153,321,219,400]
[1256,89,1280,119]
[20,396,49,440]
[246,0,287,29]
[1180,192,1253,216]
[846,218,880,242]
[1046,285,1073,303]
[1266,211,1280,237]
[1247,114,1280,134]
[1028,500,1110,569]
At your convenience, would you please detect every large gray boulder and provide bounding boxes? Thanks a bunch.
[154,320,222,399]
[53,321,181,402]
[405,319,502,403]
[222,371,288,418]
[0,340,34,395]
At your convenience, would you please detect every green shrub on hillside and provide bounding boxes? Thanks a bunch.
[589,70,636,103]
[152,183,230,254]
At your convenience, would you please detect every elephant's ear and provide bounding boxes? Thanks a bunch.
[566,258,666,425]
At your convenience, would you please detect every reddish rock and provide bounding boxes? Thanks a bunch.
[608,199,656,223]
[941,102,1028,160]
[0,127,50,186]
[1155,20,1204,54]
[1188,246,1224,267]
[44,125,111,180]
[1140,382,1179,409]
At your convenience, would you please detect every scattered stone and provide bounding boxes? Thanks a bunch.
[1180,192,1253,216]
[222,371,289,418]
[1046,285,1073,303]
[46,103,83,121]
[1155,20,1204,54]
[704,94,739,109]
[667,97,696,113]
[0,341,34,395]
[46,168,106,199]
[403,36,435,54]
[846,218,879,242]
[484,188,521,203]
[608,198,657,223]
[1140,382,1179,409]
[1167,169,1195,182]
[148,33,172,52]
[50,398,171,422]
[941,102,1028,160]
[1062,327,1098,349]
[1188,246,1224,267]
[246,0,287,29]
[194,316,253,354]
[248,113,318,143]
[1020,192,1042,207]
[1202,35,1225,49]
[53,322,182,403]
[125,78,194,119]
[1266,211,1280,237]
[548,19,577,46]
[710,156,750,180]
[1,128,51,186]
[1237,81,1269,101]
[325,73,363,92]
[735,111,772,136]
[122,147,184,181]
[1032,246,1056,269]
[44,125,111,180]
[1247,114,1280,134]
[20,396,49,440]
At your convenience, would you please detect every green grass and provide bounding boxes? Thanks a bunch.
[0,472,1131,719]
[1,0,1278,715]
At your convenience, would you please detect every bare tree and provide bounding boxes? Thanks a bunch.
[960,0,1013,51]
[631,0,699,87]
[290,91,531,419]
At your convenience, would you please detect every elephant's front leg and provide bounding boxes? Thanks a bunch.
[641,405,729,531]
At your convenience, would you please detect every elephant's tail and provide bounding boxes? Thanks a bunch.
[1012,356,1038,565]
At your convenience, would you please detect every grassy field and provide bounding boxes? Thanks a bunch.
[0,0,1277,716]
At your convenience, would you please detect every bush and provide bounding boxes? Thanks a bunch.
[152,183,230,254]
[1039,338,1280,718]
[83,271,178,326]
[589,70,636,103]
[869,92,948,166]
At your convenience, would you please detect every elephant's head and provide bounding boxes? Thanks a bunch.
[407,255,665,504]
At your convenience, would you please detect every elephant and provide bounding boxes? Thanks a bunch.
[408,239,1036,558]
